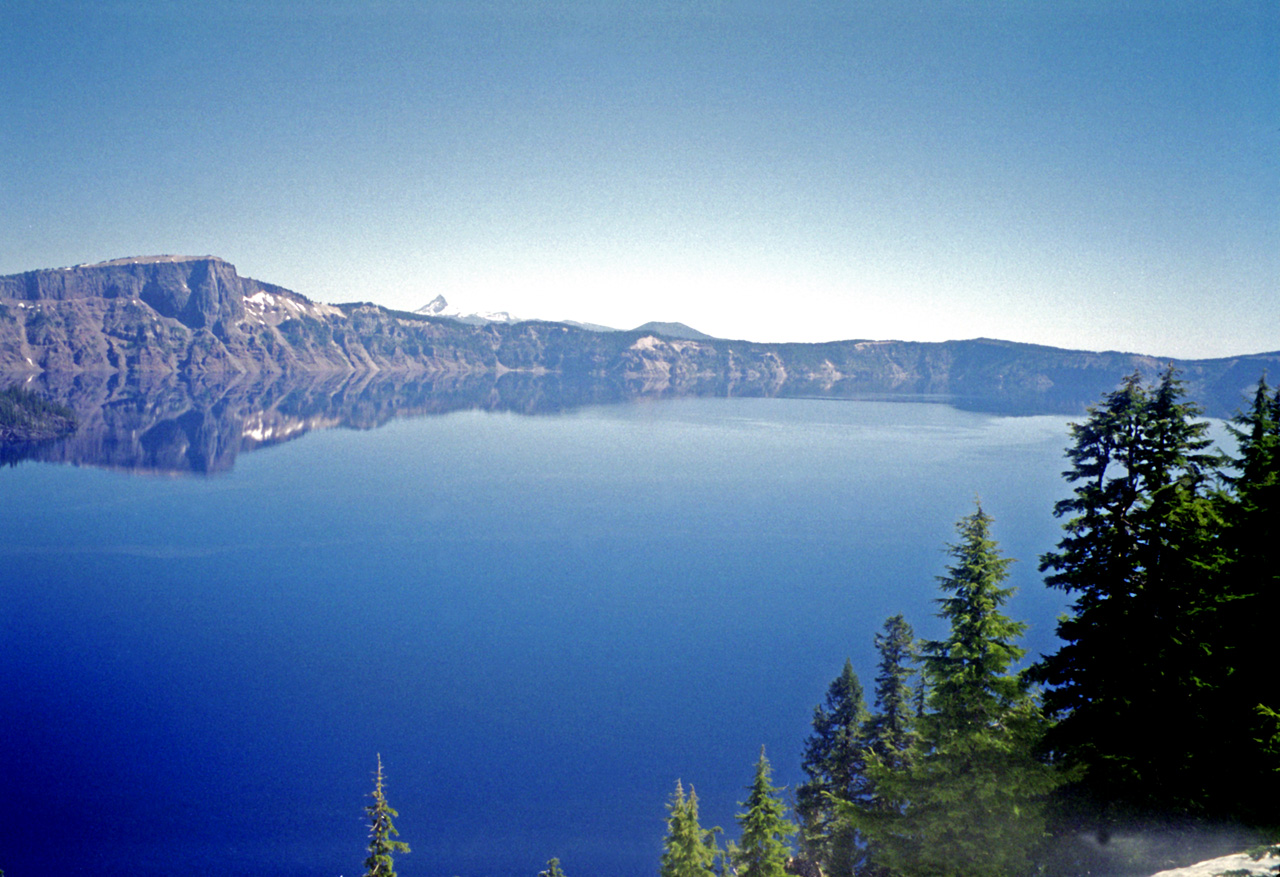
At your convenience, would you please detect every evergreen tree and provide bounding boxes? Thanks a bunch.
[855,615,919,877]
[735,748,797,877]
[661,780,720,877]
[862,615,917,777]
[855,506,1055,877]
[795,659,869,877]
[1215,377,1280,824]
[539,858,568,877]
[1031,368,1231,822]
[923,505,1024,731]
[363,754,410,877]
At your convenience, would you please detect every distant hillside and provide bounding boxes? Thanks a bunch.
[1,256,1276,417]
[631,321,716,340]
[0,383,75,441]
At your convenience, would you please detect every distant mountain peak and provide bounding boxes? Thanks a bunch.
[631,321,716,341]
[414,295,521,326]
[411,294,622,332]
[417,294,450,316]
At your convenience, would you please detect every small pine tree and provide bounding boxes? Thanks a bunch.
[364,754,410,877]
[735,748,797,877]
[539,857,568,877]
[662,780,721,877]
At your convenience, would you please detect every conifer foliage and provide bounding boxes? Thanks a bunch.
[1219,377,1280,821]
[853,506,1056,877]
[363,754,410,877]
[795,660,869,877]
[1030,368,1263,823]
[735,748,797,877]
[661,780,720,877]
[862,614,917,777]
[539,857,568,877]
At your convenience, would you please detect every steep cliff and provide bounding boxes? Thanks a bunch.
[0,255,351,373]
[1,256,1276,417]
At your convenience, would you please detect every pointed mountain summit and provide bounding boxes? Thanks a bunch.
[413,295,521,326]
[416,294,450,317]
[412,295,616,332]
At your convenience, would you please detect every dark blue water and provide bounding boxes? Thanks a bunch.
[1,397,1075,877]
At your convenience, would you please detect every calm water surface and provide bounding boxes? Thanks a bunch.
[1,397,1075,877]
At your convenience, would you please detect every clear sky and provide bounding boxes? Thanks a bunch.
[2,1,1276,358]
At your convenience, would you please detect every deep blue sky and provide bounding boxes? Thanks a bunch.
[2,1,1276,357]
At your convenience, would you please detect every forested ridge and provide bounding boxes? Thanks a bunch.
[347,368,1277,877]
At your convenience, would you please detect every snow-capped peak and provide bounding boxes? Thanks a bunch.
[417,294,450,316]
[413,295,522,326]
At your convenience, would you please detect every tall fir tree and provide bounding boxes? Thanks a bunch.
[857,614,919,877]
[662,780,721,877]
[363,754,410,877]
[795,659,869,877]
[923,504,1024,731]
[735,748,797,877]
[1215,377,1280,824]
[854,506,1055,877]
[1031,368,1233,823]
[862,615,917,777]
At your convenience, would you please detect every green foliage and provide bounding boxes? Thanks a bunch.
[1215,378,1280,824]
[850,614,922,877]
[922,506,1025,733]
[363,754,410,877]
[539,857,568,877]
[863,614,918,775]
[0,383,75,437]
[851,506,1057,877]
[795,660,869,877]
[734,748,797,877]
[661,781,721,877]
[1030,367,1277,826]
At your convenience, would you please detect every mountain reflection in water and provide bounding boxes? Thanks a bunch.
[0,366,1252,475]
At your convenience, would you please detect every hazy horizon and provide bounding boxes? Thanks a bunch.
[2,1,1276,359]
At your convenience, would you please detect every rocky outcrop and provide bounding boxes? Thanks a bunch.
[0,256,350,374]
[2,256,1277,417]
[1150,849,1278,877]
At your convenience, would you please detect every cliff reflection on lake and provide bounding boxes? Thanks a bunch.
[0,365,1258,475]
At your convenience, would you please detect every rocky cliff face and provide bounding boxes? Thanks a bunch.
[0,256,353,373]
[1,256,1276,417]
[1,255,253,330]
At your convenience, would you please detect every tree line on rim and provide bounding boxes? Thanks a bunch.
[355,367,1279,877]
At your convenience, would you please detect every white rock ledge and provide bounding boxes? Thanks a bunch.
[1151,849,1279,877]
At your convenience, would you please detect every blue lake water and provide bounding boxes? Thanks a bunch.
[1,396,1078,877]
